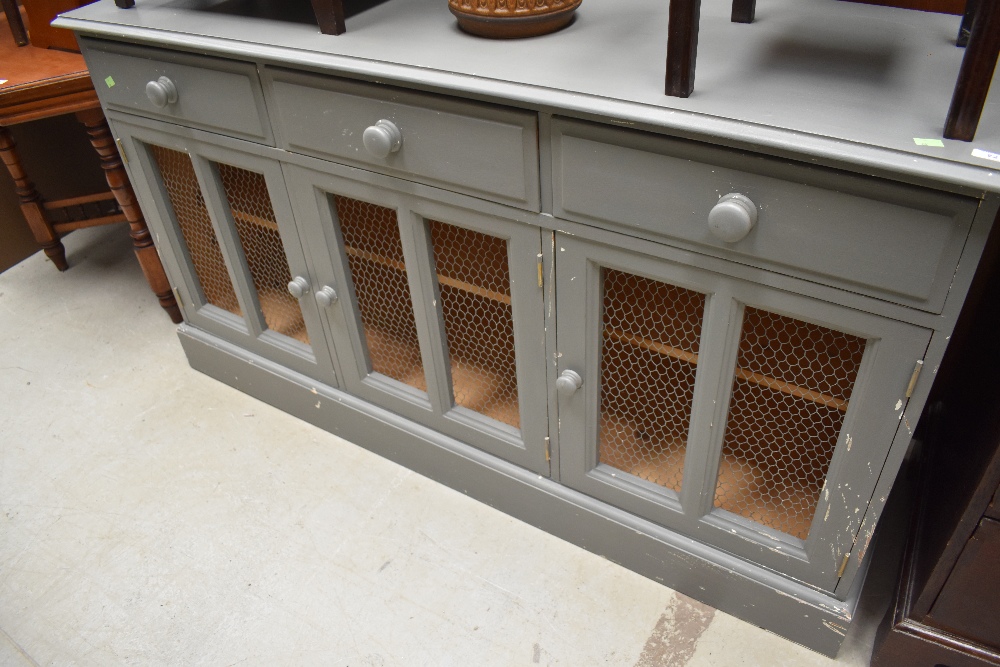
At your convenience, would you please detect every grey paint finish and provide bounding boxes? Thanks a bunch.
[282,163,551,475]
[551,118,978,313]
[554,233,931,592]
[111,118,339,384]
[263,69,540,211]
[177,324,853,657]
[57,0,1000,194]
[79,38,273,144]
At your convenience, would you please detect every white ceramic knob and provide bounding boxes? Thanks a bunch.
[556,369,583,397]
[145,76,178,108]
[708,193,758,243]
[287,276,310,299]
[362,119,402,159]
[315,286,338,308]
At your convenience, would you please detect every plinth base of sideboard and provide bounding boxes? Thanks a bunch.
[177,323,862,657]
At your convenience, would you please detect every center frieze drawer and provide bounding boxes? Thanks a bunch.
[78,38,273,144]
[551,117,978,313]
[263,68,540,211]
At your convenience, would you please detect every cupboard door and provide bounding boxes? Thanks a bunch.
[555,234,930,589]
[113,121,338,383]
[284,165,550,474]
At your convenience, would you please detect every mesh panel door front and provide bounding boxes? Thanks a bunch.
[429,221,519,429]
[150,145,240,315]
[334,195,427,392]
[598,269,706,494]
[216,163,309,345]
[714,307,866,540]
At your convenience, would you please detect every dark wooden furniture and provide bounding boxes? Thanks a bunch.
[2,0,28,45]
[22,1,92,51]
[665,0,998,142]
[0,10,181,322]
[112,0,348,35]
[871,214,1000,667]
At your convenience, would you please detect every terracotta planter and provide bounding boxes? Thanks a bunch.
[449,0,582,39]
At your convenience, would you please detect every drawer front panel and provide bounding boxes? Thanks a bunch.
[264,69,540,210]
[80,38,272,143]
[551,118,977,312]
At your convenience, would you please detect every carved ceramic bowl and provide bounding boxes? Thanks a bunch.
[449,0,582,39]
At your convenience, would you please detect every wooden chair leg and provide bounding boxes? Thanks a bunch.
[665,0,702,97]
[0,127,68,270]
[731,0,756,24]
[309,0,346,35]
[76,108,183,323]
[956,0,978,47]
[943,0,999,142]
[0,0,28,46]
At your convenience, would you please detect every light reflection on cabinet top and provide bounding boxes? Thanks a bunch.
[57,0,999,194]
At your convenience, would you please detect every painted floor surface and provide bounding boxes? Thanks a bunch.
[0,226,885,665]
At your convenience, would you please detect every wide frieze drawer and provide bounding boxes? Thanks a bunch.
[551,117,978,312]
[79,38,273,144]
[263,68,540,211]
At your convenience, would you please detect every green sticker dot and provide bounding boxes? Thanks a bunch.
[105,76,116,88]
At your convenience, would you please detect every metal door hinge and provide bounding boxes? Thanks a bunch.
[837,553,851,578]
[544,436,551,462]
[537,259,544,288]
[905,360,924,398]
[116,138,128,164]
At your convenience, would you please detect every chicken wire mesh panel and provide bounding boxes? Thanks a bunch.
[216,163,309,345]
[333,195,427,392]
[428,220,519,429]
[714,307,866,540]
[150,145,240,316]
[598,269,706,494]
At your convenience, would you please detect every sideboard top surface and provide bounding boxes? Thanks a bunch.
[57,0,1000,193]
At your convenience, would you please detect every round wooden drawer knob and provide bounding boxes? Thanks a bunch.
[145,76,178,108]
[287,276,311,299]
[315,286,339,308]
[708,193,758,243]
[362,119,402,159]
[556,369,583,397]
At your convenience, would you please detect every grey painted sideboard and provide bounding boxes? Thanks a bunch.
[58,0,1000,656]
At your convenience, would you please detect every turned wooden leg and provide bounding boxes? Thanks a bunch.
[76,108,183,323]
[0,126,68,270]
[666,0,702,97]
[731,0,756,24]
[309,0,346,35]
[944,0,1000,141]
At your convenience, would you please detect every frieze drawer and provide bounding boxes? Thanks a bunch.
[551,117,979,313]
[79,38,273,144]
[263,68,540,211]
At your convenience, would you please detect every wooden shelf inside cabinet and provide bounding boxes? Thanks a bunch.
[344,245,513,306]
[605,327,850,412]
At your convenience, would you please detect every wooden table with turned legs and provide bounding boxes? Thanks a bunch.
[0,10,180,322]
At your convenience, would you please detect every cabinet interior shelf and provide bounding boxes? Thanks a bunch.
[343,245,513,305]
[604,327,850,412]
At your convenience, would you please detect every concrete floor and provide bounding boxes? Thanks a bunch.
[0,225,892,666]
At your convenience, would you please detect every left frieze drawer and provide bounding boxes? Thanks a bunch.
[79,37,273,145]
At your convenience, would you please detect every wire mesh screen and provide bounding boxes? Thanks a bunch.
[429,221,519,429]
[216,163,309,345]
[150,145,240,316]
[333,195,426,392]
[598,269,705,494]
[714,307,866,540]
